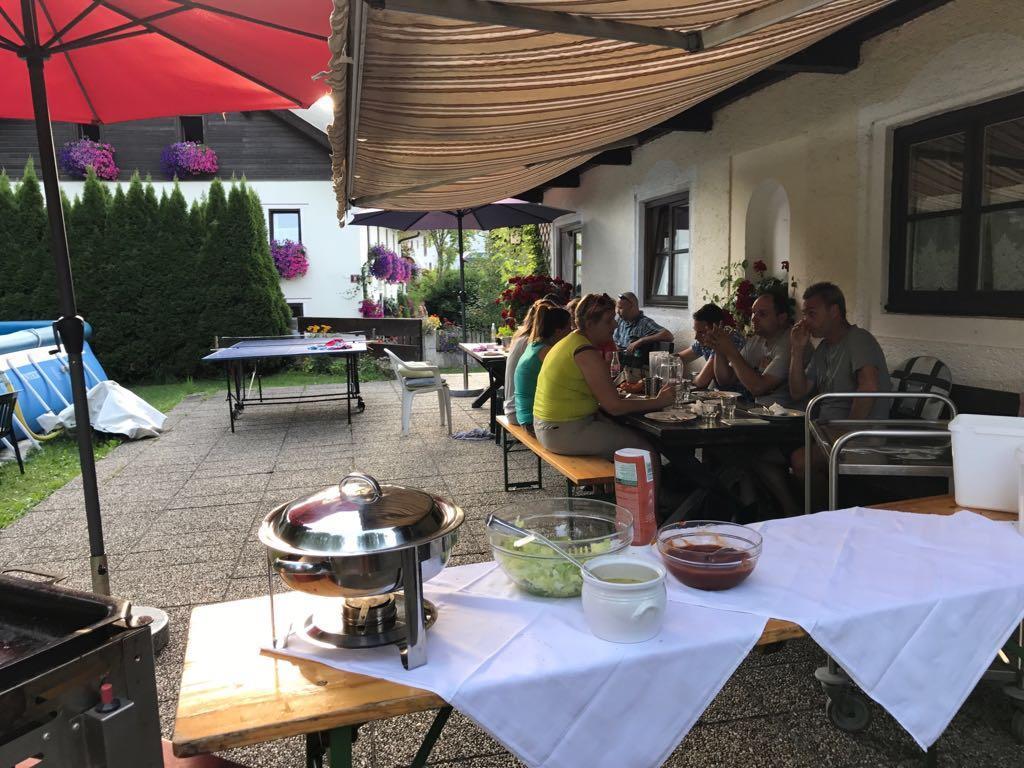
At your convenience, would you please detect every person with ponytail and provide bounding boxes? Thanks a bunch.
[532,293,675,482]
[514,305,572,429]
[502,299,557,426]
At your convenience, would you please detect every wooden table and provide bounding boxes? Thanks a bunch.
[172,495,1013,766]
[457,343,508,440]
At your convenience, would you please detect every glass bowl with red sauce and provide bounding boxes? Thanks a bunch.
[656,521,762,591]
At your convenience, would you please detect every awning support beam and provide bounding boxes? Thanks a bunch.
[701,0,846,49]
[367,0,703,51]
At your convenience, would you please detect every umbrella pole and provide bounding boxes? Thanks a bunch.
[23,4,110,597]
[450,212,482,398]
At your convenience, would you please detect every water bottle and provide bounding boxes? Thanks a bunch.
[609,351,621,380]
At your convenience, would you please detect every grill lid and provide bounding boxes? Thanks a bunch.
[263,472,462,556]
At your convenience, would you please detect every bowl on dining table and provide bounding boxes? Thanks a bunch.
[487,498,633,597]
[656,520,762,591]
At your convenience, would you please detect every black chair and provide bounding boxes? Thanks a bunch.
[0,391,24,474]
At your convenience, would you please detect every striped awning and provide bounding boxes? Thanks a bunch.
[328,0,892,218]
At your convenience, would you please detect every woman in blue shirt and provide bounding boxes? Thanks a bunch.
[514,305,572,428]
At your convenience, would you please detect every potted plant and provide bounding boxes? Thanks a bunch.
[160,141,219,179]
[704,260,797,334]
[271,239,309,280]
[496,274,573,329]
[57,138,119,180]
[496,324,514,350]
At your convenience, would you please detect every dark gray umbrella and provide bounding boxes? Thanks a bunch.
[350,199,573,393]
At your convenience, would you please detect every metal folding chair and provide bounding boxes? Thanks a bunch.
[0,391,25,474]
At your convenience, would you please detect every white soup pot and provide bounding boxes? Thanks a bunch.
[581,555,666,643]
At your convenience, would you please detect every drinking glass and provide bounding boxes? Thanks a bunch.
[720,392,738,420]
[698,398,720,427]
[675,378,691,408]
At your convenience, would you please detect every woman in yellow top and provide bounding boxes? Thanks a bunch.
[533,293,674,481]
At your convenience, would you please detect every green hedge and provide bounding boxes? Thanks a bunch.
[0,162,290,381]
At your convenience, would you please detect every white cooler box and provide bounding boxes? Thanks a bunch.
[948,414,1024,513]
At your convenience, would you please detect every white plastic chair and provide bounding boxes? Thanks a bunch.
[383,348,452,436]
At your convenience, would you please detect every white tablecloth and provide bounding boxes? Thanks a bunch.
[648,508,1024,748]
[265,562,767,768]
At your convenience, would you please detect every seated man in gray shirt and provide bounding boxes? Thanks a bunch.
[709,289,807,407]
[788,281,892,480]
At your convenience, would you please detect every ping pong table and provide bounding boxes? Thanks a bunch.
[202,335,367,432]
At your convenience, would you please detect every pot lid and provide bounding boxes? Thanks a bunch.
[263,472,463,556]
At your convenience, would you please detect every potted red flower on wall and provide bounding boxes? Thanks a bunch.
[496,274,572,329]
[58,138,119,180]
[160,141,219,179]
[358,298,384,318]
[705,259,797,334]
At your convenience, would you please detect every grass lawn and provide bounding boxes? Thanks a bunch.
[0,360,469,529]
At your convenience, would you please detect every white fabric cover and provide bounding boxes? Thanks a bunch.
[646,508,1024,748]
[50,381,166,439]
[266,561,767,768]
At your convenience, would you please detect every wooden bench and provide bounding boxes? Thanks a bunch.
[497,415,615,495]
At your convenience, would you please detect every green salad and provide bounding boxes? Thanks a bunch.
[493,537,616,597]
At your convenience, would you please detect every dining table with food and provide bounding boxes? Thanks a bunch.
[172,469,1024,768]
[615,362,806,449]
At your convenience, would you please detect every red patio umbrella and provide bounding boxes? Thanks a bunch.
[0,0,332,595]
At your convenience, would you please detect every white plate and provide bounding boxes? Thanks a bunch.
[750,406,805,420]
[646,410,697,423]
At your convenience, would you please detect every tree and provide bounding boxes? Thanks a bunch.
[423,230,459,276]
[12,158,51,318]
[95,173,159,379]
[67,167,111,326]
[200,182,289,344]
[522,224,548,275]
[244,184,292,334]
[0,171,18,318]
[485,225,547,283]
[155,183,204,378]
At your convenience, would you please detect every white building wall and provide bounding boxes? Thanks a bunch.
[59,179,369,318]
[545,0,1024,392]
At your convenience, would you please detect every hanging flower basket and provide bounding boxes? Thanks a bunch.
[271,239,309,280]
[57,138,119,180]
[368,244,414,284]
[160,141,219,178]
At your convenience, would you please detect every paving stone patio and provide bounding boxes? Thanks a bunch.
[1,373,1021,767]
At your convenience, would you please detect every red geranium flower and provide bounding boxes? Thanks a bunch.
[781,260,790,272]
[753,260,768,274]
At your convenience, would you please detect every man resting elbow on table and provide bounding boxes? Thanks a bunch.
[533,293,675,484]
[677,303,746,389]
[706,289,808,517]
[787,282,892,481]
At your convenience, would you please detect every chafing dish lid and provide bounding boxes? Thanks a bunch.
[264,472,462,555]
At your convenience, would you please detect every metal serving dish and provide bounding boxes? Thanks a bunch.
[258,472,464,598]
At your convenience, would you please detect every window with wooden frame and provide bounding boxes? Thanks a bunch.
[643,193,690,307]
[889,92,1024,317]
[77,123,100,141]
[179,115,205,143]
